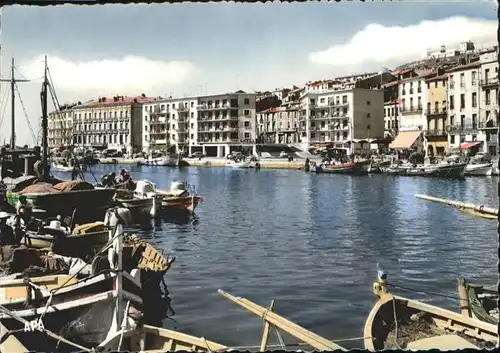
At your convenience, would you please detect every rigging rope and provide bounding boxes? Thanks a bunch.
[387,283,463,301]
[0,82,10,132]
[14,82,37,144]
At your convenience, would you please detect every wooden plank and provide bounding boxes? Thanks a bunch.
[457,278,471,317]
[260,300,275,352]
[218,289,346,351]
[415,194,498,217]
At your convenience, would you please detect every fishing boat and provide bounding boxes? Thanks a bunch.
[226,156,258,168]
[457,277,498,325]
[423,162,467,179]
[114,180,161,218]
[8,216,110,257]
[157,181,202,214]
[364,270,497,350]
[141,153,180,167]
[315,161,365,174]
[5,180,116,222]
[462,152,494,176]
[3,59,116,222]
[0,208,174,349]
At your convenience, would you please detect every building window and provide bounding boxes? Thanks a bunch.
[367,113,371,118]
[486,89,491,105]
[244,110,250,116]
[472,92,477,108]
[460,94,465,109]
[450,135,455,144]
[244,98,250,105]
[366,101,371,106]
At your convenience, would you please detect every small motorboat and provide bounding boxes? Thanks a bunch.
[457,277,498,325]
[157,181,202,214]
[364,270,497,351]
[226,156,258,169]
[464,152,494,176]
[115,180,162,218]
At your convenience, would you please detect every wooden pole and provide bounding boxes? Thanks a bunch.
[415,194,498,217]
[259,300,275,352]
[218,289,346,351]
[457,278,471,317]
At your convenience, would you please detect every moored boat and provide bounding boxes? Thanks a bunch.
[316,161,366,174]
[423,162,467,179]
[364,270,497,350]
[465,163,493,176]
[157,181,202,214]
[457,277,498,325]
[114,180,161,218]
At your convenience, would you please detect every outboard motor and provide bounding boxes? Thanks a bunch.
[135,180,157,197]
[104,207,132,228]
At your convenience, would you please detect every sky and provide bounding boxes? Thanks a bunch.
[0,1,497,145]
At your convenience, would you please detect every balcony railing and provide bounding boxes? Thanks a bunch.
[401,106,423,114]
[480,78,499,87]
[425,129,447,137]
[478,120,499,129]
[425,108,447,116]
[447,124,478,133]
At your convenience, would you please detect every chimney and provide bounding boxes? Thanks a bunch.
[102,97,106,102]
[98,97,102,103]
[141,93,146,98]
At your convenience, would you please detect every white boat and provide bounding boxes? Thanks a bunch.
[465,163,494,176]
[143,154,180,166]
[226,156,258,168]
[115,180,161,218]
[52,162,74,172]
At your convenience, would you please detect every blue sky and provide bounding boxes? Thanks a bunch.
[0,1,497,145]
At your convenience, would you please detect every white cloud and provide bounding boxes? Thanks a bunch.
[309,17,497,67]
[20,55,199,96]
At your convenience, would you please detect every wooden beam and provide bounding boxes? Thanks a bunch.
[218,289,346,351]
[260,300,275,352]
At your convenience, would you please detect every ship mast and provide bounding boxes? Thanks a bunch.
[41,56,49,181]
[0,58,29,149]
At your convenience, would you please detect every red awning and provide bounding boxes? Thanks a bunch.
[459,141,482,150]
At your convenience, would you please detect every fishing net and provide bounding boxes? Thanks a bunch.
[385,311,492,349]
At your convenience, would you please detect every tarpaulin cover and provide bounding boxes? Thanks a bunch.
[20,180,95,194]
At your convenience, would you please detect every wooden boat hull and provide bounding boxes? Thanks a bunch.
[5,189,116,221]
[316,162,366,174]
[457,277,498,325]
[424,163,466,179]
[160,195,202,214]
[116,196,162,216]
[22,229,110,256]
[99,324,227,352]
[364,292,497,351]
[464,163,493,176]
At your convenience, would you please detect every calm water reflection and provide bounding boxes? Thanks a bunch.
[54,165,498,348]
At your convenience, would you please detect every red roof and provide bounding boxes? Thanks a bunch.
[260,107,281,114]
[82,96,156,107]
[426,73,449,81]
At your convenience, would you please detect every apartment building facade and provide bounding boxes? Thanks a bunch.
[48,95,154,153]
[447,62,481,152]
[478,49,499,156]
[48,104,74,149]
[425,73,449,156]
[299,88,384,152]
[256,105,300,144]
[142,97,197,154]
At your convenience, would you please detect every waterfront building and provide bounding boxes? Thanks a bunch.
[299,88,384,152]
[478,48,499,156]
[390,69,430,154]
[142,91,257,157]
[424,73,449,156]
[304,73,377,94]
[446,61,482,153]
[256,106,300,144]
[48,104,75,150]
[142,97,197,154]
[48,95,154,154]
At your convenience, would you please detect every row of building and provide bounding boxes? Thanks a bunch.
[48,40,499,157]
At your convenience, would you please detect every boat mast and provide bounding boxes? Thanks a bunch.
[0,58,29,149]
[41,56,49,181]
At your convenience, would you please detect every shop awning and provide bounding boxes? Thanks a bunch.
[459,141,482,150]
[389,130,422,150]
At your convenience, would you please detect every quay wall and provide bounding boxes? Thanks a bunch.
[97,157,307,170]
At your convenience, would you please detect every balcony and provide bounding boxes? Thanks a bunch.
[425,108,447,117]
[447,124,478,134]
[401,106,423,115]
[197,104,238,110]
[425,129,447,137]
[480,78,499,88]
[478,120,499,129]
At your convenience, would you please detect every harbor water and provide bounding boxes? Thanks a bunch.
[54,164,498,349]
